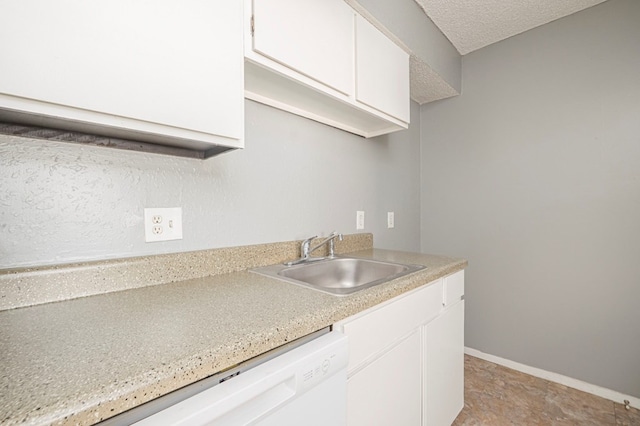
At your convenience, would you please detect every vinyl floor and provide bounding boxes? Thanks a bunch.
[452,355,640,425]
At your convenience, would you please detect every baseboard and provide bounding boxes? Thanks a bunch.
[464,347,640,410]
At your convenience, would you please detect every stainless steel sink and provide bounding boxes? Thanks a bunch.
[251,256,425,296]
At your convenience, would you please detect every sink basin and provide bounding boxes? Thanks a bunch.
[251,257,425,296]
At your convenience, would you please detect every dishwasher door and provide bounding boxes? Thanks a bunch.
[134,331,348,426]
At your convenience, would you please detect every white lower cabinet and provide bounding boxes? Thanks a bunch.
[336,270,465,426]
[347,331,421,426]
[425,300,465,426]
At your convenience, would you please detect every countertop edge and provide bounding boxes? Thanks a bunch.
[2,249,467,426]
[84,251,468,425]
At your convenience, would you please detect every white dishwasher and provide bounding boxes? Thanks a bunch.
[103,328,348,426]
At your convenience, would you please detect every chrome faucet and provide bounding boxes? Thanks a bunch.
[309,231,344,258]
[285,232,344,266]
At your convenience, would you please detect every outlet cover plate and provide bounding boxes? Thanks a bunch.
[144,207,183,242]
[356,211,365,230]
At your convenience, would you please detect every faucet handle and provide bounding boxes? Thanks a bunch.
[300,235,317,258]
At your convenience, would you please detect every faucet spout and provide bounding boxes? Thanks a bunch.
[309,231,344,258]
[284,232,344,266]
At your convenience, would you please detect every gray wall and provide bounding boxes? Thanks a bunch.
[420,0,640,397]
[0,99,421,268]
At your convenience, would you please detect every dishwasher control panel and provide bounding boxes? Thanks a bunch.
[299,346,346,392]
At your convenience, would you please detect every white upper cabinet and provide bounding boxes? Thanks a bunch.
[0,0,244,156]
[355,15,410,123]
[252,0,353,96]
[245,0,410,138]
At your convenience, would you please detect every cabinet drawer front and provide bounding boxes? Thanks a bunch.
[339,280,442,371]
[444,270,465,307]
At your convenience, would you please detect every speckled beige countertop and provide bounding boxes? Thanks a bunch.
[0,247,466,426]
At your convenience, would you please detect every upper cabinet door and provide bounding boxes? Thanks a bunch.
[355,16,410,123]
[0,0,243,151]
[252,0,354,96]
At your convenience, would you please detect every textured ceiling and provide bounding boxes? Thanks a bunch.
[415,0,609,55]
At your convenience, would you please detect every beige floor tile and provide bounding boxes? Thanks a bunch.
[544,382,616,425]
[614,402,640,425]
[454,355,624,426]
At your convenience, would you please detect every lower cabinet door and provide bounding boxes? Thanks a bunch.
[347,331,421,426]
[424,301,465,426]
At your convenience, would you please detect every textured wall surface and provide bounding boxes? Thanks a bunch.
[0,100,421,268]
[420,0,640,397]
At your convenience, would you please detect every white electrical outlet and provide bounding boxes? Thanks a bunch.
[356,211,365,230]
[388,212,395,229]
[144,207,183,242]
